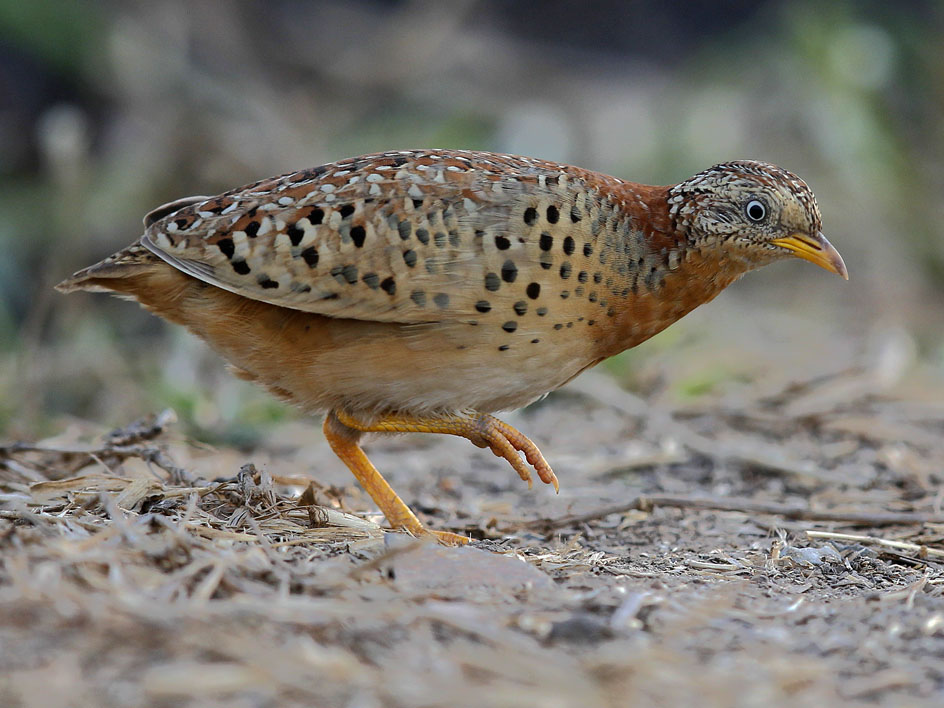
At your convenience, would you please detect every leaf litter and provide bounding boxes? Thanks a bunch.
[2,362,944,707]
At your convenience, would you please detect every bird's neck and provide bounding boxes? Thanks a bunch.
[594,182,749,358]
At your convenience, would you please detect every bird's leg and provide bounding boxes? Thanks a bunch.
[322,412,470,545]
[334,410,559,493]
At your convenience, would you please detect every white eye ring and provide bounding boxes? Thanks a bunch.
[746,200,767,222]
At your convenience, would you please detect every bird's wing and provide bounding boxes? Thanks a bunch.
[142,150,617,324]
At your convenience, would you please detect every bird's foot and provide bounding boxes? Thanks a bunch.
[468,414,559,492]
[325,412,472,546]
[425,528,471,546]
[334,410,559,493]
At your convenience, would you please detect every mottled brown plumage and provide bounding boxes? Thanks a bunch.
[58,149,846,543]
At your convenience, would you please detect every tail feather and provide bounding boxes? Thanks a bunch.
[55,243,161,294]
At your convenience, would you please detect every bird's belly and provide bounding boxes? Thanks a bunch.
[169,281,598,417]
[264,314,597,416]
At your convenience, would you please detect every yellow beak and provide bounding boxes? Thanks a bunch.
[770,232,848,280]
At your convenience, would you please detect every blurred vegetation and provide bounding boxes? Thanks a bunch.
[1,0,942,440]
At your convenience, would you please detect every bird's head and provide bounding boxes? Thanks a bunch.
[667,161,848,280]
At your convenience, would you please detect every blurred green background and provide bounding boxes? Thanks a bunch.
[2,0,942,441]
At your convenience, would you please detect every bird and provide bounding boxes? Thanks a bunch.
[57,149,847,544]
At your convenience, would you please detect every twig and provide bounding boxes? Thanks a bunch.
[805,530,944,559]
[523,494,944,533]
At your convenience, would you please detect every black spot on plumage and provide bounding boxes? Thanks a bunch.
[554,323,563,330]
[397,221,412,240]
[563,236,575,256]
[342,265,359,284]
[286,223,304,246]
[380,277,396,295]
[524,207,538,226]
[245,220,261,238]
[495,235,511,250]
[499,344,510,351]
[531,338,540,344]
[593,272,603,283]
[258,276,279,289]
[412,198,424,209]
[583,243,592,257]
[588,319,595,326]
[411,290,427,307]
[571,206,583,223]
[502,321,517,333]
[339,204,355,219]
[217,238,235,259]
[560,262,572,279]
[588,292,597,303]
[540,252,553,270]
[485,272,501,291]
[232,259,250,275]
[403,249,417,267]
[449,231,461,247]
[350,225,367,248]
[433,293,449,309]
[560,290,570,299]
[415,228,430,245]
[301,246,319,268]
[308,207,324,225]
[539,232,553,251]
[321,293,339,301]
[526,282,541,299]
[434,231,446,248]
[578,271,588,283]
[475,300,491,313]
[546,205,560,223]
[501,260,518,283]
[362,272,380,289]
[536,307,548,316]
[513,301,528,316]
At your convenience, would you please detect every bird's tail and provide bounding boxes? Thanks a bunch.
[55,242,161,294]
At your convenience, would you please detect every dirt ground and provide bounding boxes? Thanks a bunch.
[3,318,944,707]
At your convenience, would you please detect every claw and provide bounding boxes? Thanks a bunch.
[474,415,558,493]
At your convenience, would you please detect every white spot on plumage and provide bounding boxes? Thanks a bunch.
[366,173,383,183]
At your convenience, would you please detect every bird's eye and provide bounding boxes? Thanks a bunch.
[745,200,767,222]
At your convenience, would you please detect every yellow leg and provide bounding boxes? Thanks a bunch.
[322,412,470,545]
[335,410,559,492]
